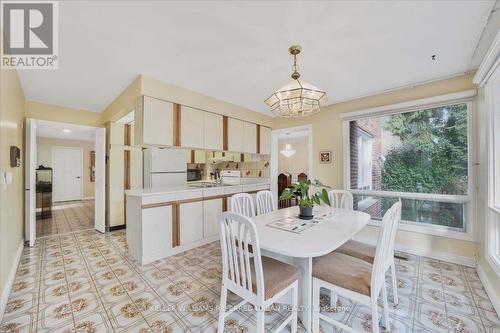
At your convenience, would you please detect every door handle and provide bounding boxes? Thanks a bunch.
[76,176,81,179]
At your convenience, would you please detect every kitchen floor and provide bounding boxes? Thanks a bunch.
[1,229,498,333]
[36,200,94,237]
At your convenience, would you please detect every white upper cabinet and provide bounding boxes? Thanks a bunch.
[181,106,204,149]
[260,126,271,155]
[142,96,173,146]
[243,122,257,153]
[228,118,244,152]
[204,112,223,150]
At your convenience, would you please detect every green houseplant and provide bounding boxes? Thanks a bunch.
[280,179,331,219]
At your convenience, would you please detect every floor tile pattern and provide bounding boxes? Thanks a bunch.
[1,229,498,333]
[36,200,94,237]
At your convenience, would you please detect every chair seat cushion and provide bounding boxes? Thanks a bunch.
[312,252,372,296]
[336,240,375,264]
[252,256,299,300]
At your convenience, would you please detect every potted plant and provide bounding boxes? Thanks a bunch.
[280,179,331,220]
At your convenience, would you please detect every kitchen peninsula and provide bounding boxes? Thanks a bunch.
[125,179,270,264]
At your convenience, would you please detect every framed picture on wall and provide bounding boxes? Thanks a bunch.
[319,151,332,164]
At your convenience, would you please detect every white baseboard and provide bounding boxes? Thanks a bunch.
[353,235,476,267]
[477,263,500,317]
[0,241,24,323]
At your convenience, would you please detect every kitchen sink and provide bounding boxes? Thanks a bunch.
[187,182,221,188]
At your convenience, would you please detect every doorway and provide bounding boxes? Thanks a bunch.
[25,119,106,245]
[270,125,313,206]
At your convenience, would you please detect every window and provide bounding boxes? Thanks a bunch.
[343,96,474,239]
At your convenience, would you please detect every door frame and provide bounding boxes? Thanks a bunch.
[25,119,107,246]
[52,146,84,202]
[270,124,314,201]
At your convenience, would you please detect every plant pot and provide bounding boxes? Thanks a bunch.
[298,206,313,220]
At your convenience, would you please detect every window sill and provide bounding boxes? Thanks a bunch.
[357,198,378,211]
[366,219,476,242]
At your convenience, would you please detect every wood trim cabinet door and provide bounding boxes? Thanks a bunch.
[260,126,272,155]
[227,118,244,152]
[204,112,223,150]
[203,198,223,238]
[179,201,203,245]
[142,96,174,146]
[243,122,257,153]
[181,106,204,149]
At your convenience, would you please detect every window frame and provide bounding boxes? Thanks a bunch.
[484,61,500,275]
[341,90,477,241]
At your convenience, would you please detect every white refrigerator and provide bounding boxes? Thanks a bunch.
[143,148,187,188]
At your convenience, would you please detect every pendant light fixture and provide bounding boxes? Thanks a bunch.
[265,45,327,117]
[280,133,296,158]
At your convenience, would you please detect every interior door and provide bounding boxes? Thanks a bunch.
[25,119,36,247]
[94,127,106,233]
[53,147,83,202]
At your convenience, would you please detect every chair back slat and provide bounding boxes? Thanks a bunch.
[371,201,402,294]
[219,212,264,297]
[327,190,354,210]
[231,193,255,217]
[256,190,276,215]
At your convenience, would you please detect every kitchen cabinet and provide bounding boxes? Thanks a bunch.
[204,112,223,150]
[181,106,204,149]
[260,126,271,155]
[227,118,244,152]
[179,201,203,245]
[187,150,207,164]
[203,198,223,238]
[243,122,257,153]
[139,96,174,146]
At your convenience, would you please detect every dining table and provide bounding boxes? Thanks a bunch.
[252,205,371,333]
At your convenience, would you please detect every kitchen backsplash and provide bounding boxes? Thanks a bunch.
[206,158,270,178]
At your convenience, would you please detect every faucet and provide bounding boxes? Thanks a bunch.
[214,169,222,186]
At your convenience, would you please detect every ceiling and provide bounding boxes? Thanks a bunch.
[36,120,96,141]
[17,1,495,115]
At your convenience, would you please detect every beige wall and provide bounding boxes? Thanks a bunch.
[273,73,478,261]
[0,69,25,299]
[475,86,500,301]
[278,141,309,181]
[26,101,102,127]
[36,137,95,199]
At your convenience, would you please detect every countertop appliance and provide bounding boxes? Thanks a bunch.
[143,148,187,188]
[220,170,241,185]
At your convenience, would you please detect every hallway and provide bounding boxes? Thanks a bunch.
[36,200,94,237]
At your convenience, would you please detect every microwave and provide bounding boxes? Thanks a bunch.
[187,169,202,182]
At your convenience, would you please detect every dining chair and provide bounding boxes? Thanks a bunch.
[218,212,299,333]
[335,200,402,305]
[256,190,276,215]
[327,190,354,210]
[230,193,255,217]
[312,201,402,333]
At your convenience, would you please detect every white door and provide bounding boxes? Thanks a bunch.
[53,147,83,202]
[25,119,36,247]
[94,127,106,233]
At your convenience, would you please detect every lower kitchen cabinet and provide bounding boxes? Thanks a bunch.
[203,198,223,238]
[179,201,203,245]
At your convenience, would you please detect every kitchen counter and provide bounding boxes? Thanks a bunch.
[125,178,270,265]
[125,178,270,197]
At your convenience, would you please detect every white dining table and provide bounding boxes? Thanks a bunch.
[252,205,371,333]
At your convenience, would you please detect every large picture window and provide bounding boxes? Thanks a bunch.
[344,98,473,238]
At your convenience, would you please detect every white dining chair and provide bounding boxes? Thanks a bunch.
[218,212,299,333]
[230,193,255,218]
[335,201,401,305]
[327,190,353,210]
[256,190,276,215]
[312,201,402,333]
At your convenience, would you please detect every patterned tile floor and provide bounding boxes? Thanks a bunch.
[36,200,94,237]
[1,229,499,333]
